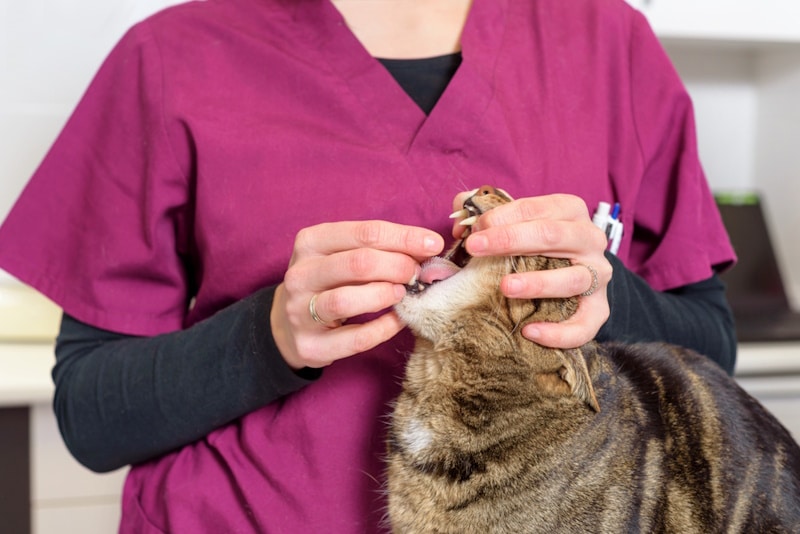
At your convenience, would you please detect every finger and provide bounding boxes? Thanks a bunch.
[295,312,406,367]
[294,220,443,260]
[450,188,481,239]
[286,249,422,293]
[452,220,469,240]
[501,264,609,299]
[311,282,407,325]
[477,194,590,229]
[520,297,610,349]
[466,219,606,258]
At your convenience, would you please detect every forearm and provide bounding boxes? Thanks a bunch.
[598,253,737,374]
[53,286,320,473]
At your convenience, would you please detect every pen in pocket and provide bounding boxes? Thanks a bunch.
[592,201,623,255]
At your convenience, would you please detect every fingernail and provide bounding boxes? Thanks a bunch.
[506,277,523,295]
[524,325,541,340]
[468,234,488,254]
[424,235,440,253]
[394,284,407,300]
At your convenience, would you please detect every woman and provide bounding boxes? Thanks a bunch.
[0,0,736,531]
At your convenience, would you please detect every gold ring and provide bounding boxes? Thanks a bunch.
[309,294,337,328]
[579,264,599,297]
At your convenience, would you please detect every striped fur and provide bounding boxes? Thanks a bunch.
[387,190,800,533]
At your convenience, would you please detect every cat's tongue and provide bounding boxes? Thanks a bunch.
[419,256,461,284]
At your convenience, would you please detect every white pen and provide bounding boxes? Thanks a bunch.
[592,201,611,231]
[592,201,623,255]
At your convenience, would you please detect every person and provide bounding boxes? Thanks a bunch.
[0,0,737,531]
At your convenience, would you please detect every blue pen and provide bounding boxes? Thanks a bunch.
[591,201,623,255]
[608,203,623,255]
[605,203,620,238]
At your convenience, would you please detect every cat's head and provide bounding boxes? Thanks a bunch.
[394,186,599,412]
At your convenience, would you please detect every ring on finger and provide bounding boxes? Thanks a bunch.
[309,293,338,328]
[578,264,599,297]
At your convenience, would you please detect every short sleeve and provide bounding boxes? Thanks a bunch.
[624,11,736,291]
[0,23,192,336]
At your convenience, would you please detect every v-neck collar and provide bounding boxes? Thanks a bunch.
[287,0,509,154]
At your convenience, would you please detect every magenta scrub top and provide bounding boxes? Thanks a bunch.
[0,0,734,531]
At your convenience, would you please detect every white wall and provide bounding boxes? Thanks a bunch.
[670,43,800,305]
[753,50,800,307]
[0,1,183,284]
[665,44,760,192]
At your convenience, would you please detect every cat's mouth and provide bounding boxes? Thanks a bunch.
[404,196,486,294]
[405,238,472,294]
[404,185,512,295]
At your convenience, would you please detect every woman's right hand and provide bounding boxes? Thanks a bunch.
[270,220,444,370]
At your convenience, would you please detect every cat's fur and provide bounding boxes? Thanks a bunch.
[388,187,800,533]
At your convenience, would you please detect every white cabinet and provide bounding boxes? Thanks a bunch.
[31,405,127,534]
[0,344,127,534]
[627,0,800,42]
[736,343,800,441]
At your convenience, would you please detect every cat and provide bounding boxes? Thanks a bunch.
[387,186,800,533]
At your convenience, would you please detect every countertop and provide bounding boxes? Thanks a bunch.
[1,341,799,407]
[0,281,61,406]
[0,343,55,406]
[2,279,800,406]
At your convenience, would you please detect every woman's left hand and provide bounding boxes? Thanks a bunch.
[452,192,612,349]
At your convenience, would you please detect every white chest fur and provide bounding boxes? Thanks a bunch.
[399,417,434,457]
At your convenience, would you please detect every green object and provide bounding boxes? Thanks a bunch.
[714,191,760,205]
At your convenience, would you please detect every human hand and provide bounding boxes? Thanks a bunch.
[271,221,444,370]
[451,191,611,349]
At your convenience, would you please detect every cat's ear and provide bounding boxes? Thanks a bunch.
[559,348,600,412]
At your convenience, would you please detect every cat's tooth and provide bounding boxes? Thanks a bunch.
[409,281,425,293]
[449,208,470,220]
[460,215,478,227]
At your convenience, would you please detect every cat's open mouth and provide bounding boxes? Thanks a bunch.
[404,186,511,295]
[405,238,472,294]
[404,195,486,294]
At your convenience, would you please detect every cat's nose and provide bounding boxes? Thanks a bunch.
[464,185,497,213]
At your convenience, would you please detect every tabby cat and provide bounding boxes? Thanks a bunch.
[387,186,800,533]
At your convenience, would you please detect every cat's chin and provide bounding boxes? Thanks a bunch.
[395,256,496,341]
